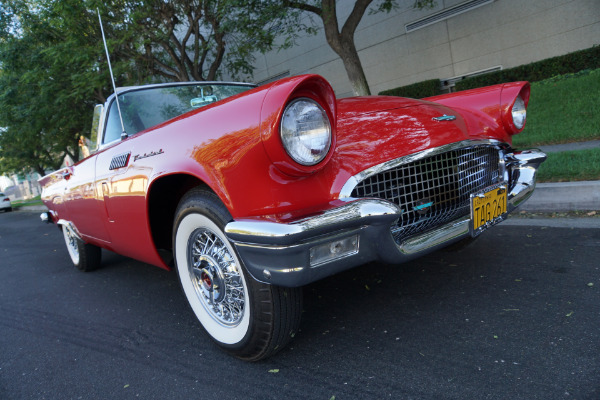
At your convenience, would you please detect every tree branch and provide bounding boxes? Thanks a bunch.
[282,0,323,16]
[205,4,225,81]
[341,0,374,39]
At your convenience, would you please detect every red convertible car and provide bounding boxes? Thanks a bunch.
[39,74,545,360]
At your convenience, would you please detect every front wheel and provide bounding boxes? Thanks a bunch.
[62,224,102,271]
[173,188,302,361]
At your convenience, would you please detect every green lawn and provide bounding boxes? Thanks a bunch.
[11,195,44,209]
[513,68,600,148]
[537,148,600,183]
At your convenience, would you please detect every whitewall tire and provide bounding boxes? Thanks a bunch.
[174,212,251,344]
[173,188,302,361]
[62,224,102,272]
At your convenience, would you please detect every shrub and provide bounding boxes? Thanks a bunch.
[378,78,441,98]
[377,45,600,96]
[455,45,600,91]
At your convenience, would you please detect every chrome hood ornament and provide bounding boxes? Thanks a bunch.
[432,114,457,121]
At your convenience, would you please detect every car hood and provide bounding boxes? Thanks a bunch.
[331,96,478,177]
[336,96,431,116]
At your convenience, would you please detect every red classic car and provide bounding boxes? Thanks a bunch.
[39,74,545,360]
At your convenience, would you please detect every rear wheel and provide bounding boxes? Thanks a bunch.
[62,224,102,272]
[173,188,302,361]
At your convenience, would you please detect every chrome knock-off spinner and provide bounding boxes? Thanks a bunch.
[187,228,245,327]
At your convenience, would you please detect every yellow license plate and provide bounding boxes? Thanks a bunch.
[470,185,507,236]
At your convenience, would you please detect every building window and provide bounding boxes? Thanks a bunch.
[406,0,494,33]
[441,66,503,93]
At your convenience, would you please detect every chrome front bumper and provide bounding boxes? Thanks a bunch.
[225,148,546,287]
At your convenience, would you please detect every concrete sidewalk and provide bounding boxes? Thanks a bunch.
[520,180,600,212]
[537,140,600,153]
[520,140,599,212]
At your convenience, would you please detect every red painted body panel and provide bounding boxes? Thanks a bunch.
[424,81,530,137]
[39,75,527,271]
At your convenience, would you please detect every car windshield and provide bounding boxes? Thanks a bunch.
[103,83,253,144]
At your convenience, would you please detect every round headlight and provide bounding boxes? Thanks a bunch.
[511,95,526,130]
[280,98,332,166]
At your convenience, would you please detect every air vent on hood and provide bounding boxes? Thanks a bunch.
[406,0,494,32]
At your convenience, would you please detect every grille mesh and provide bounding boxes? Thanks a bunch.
[351,146,500,244]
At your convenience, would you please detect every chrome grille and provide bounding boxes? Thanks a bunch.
[350,146,500,244]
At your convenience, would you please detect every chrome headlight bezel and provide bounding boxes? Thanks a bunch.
[280,97,332,166]
[511,95,526,130]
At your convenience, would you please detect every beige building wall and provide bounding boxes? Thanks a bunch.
[246,0,600,97]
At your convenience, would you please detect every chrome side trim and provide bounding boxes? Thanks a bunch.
[338,139,505,199]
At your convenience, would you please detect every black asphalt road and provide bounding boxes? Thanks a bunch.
[1,211,599,399]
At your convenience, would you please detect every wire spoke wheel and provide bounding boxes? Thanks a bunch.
[174,188,302,361]
[63,225,80,265]
[187,228,245,327]
[61,224,101,272]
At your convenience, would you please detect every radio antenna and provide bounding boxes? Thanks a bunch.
[97,8,127,140]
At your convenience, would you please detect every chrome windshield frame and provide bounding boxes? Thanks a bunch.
[97,81,257,151]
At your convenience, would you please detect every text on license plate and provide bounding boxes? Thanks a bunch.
[471,185,507,235]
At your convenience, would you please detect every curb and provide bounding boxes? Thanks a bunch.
[503,217,600,228]
[537,140,600,153]
[519,181,600,212]
[16,205,48,212]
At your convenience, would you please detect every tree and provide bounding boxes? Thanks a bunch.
[277,0,436,96]
[0,0,277,176]
[0,0,119,175]
[112,0,282,82]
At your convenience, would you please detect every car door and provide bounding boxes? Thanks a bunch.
[92,91,160,263]
[61,153,112,243]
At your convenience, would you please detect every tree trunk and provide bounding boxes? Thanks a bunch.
[334,37,371,96]
[318,0,373,96]
[36,165,47,178]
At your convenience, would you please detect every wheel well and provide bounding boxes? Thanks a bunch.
[147,174,212,268]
